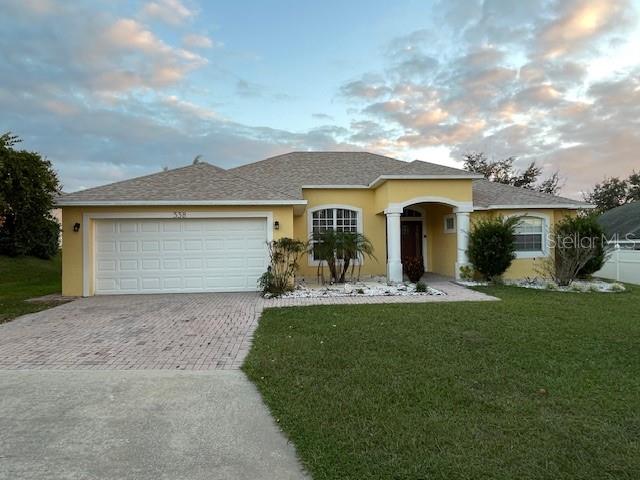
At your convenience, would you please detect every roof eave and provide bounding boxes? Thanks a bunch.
[473,203,595,210]
[55,199,308,207]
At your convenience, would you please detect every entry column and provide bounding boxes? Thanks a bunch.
[454,209,472,279]
[385,207,403,283]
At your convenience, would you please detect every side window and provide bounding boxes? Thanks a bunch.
[443,214,456,233]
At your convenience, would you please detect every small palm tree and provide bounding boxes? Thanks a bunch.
[338,232,375,282]
[311,230,340,283]
[311,231,376,283]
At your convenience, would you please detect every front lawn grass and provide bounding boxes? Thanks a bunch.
[244,285,640,479]
[0,254,63,324]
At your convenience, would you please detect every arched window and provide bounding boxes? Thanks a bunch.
[309,206,361,262]
[402,208,422,218]
[312,208,358,235]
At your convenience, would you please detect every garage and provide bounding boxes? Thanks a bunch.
[94,217,268,294]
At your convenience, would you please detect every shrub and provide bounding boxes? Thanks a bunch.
[467,216,519,281]
[415,281,427,293]
[458,264,475,281]
[538,215,611,287]
[258,237,306,296]
[403,256,424,282]
[555,214,607,277]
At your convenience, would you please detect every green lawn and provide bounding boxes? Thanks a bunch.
[244,286,640,480]
[0,254,63,324]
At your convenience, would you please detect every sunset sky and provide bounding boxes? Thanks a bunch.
[2,0,639,198]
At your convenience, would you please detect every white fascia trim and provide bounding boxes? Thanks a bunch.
[301,185,369,189]
[300,174,483,190]
[387,196,474,214]
[81,210,275,297]
[474,203,594,210]
[57,199,307,207]
[307,204,364,267]
[369,174,483,188]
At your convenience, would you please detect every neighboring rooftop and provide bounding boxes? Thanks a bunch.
[598,202,640,239]
[57,151,590,209]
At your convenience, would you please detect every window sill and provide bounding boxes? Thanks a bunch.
[514,251,547,259]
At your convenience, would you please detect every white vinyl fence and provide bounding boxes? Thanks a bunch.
[596,241,640,285]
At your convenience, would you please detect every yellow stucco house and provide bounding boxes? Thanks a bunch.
[56,152,590,296]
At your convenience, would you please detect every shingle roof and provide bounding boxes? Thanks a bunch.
[59,162,300,203]
[228,152,478,197]
[598,202,640,238]
[472,179,589,208]
[389,159,481,177]
[57,151,590,209]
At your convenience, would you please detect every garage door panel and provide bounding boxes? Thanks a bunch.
[142,240,160,252]
[163,240,181,251]
[95,218,268,294]
[162,258,182,270]
[141,258,161,270]
[140,222,160,233]
[141,278,161,290]
[119,241,138,253]
[119,259,138,271]
[119,278,139,291]
[163,222,181,233]
[118,222,137,233]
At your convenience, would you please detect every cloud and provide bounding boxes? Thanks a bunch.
[0,0,356,191]
[333,0,640,197]
[142,0,194,26]
[312,113,334,121]
[183,33,216,49]
[340,77,390,99]
[235,79,263,98]
[536,0,635,59]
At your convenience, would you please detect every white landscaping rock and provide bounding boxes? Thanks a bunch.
[281,280,446,299]
[456,278,625,293]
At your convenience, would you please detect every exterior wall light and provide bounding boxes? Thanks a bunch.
[73,222,81,232]
[274,221,280,230]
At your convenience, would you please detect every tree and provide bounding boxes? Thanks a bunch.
[583,172,640,213]
[463,152,562,195]
[467,216,520,281]
[0,133,61,258]
[537,215,610,286]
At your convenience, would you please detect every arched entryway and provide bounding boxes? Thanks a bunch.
[385,196,473,282]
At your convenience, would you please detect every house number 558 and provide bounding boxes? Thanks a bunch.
[173,211,187,218]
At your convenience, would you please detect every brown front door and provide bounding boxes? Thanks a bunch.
[401,221,422,261]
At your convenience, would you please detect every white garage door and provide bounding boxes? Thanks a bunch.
[94,218,268,295]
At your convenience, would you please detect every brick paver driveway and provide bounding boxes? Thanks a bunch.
[0,280,495,370]
[0,293,262,370]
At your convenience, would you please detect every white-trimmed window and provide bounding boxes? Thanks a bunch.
[514,216,546,257]
[309,206,361,262]
[443,214,456,233]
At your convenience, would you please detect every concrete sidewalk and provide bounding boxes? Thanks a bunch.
[0,370,308,480]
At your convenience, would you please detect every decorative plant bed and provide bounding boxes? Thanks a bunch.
[276,281,446,299]
[457,278,626,293]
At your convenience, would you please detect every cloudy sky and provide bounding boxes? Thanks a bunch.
[1,0,639,198]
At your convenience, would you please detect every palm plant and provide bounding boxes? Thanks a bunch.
[311,230,376,283]
[338,232,375,282]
